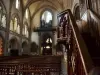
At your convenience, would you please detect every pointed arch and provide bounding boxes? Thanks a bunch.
[10,13,20,34]
[40,9,53,27]
[9,36,20,56]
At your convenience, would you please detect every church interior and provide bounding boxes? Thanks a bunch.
[0,0,100,75]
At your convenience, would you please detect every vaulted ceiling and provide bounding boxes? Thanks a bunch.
[22,0,73,18]
[21,0,73,27]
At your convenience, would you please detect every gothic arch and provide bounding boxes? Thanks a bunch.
[30,42,38,53]
[10,0,23,26]
[11,13,20,22]
[22,41,28,48]
[9,37,20,49]
[10,13,21,33]
[9,36,20,56]
[40,9,53,27]
[73,3,80,20]
[40,8,53,19]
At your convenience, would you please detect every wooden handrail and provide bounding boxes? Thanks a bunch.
[67,9,93,74]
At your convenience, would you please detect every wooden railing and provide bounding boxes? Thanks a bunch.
[0,56,61,75]
[0,63,60,75]
[57,9,93,75]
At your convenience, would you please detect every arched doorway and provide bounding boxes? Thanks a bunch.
[22,41,28,55]
[41,33,52,55]
[30,42,38,55]
[9,37,19,56]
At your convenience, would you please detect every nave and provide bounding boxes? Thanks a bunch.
[0,0,100,75]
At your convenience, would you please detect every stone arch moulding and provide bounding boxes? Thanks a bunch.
[11,13,20,23]
[73,3,80,16]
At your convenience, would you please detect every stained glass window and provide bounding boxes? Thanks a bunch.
[16,0,20,9]
[41,11,52,27]
[1,14,6,27]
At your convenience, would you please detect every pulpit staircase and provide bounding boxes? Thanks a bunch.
[57,9,100,75]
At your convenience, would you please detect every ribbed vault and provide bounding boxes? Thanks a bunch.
[22,0,73,28]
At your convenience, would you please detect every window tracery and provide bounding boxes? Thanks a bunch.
[10,17,20,34]
[41,11,52,27]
